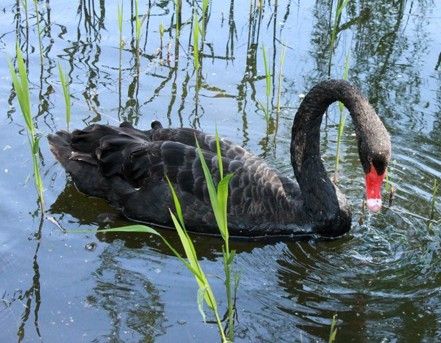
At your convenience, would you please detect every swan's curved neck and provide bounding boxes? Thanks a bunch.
[290,80,386,231]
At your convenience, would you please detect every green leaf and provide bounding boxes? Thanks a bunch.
[169,211,217,310]
[226,250,236,265]
[216,174,233,239]
[117,2,123,32]
[195,138,218,213]
[193,14,200,70]
[32,136,40,154]
[215,129,223,179]
[58,62,71,131]
[166,176,185,227]
[328,314,338,343]
[262,46,271,98]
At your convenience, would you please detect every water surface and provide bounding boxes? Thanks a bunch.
[1,1,440,341]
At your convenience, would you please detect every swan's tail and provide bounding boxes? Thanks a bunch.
[48,130,133,202]
[48,131,73,168]
[48,130,101,195]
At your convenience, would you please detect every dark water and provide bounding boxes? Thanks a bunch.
[1,0,440,342]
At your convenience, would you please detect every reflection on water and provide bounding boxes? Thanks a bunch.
[88,242,166,341]
[0,0,440,341]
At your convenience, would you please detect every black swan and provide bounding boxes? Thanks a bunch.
[48,80,391,238]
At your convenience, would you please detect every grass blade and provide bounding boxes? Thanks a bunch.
[215,129,223,179]
[193,14,200,70]
[166,176,185,226]
[58,63,71,132]
[334,53,350,182]
[328,314,338,343]
[216,174,233,239]
[262,46,271,99]
[8,44,44,210]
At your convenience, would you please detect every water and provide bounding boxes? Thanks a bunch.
[1,0,440,341]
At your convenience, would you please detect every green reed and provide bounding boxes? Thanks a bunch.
[159,22,165,50]
[334,53,350,182]
[263,46,271,109]
[167,178,229,342]
[117,2,123,40]
[32,0,43,65]
[133,0,147,56]
[107,133,236,342]
[201,0,210,38]
[328,0,349,75]
[258,46,271,122]
[274,45,286,139]
[276,47,286,115]
[134,0,141,53]
[8,45,44,211]
[57,63,71,132]
[202,0,209,18]
[195,133,236,341]
[117,3,124,51]
[100,223,226,341]
[21,0,29,32]
[117,3,124,90]
[193,14,200,71]
[328,314,338,343]
[174,0,182,35]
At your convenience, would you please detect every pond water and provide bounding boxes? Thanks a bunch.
[1,0,440,341]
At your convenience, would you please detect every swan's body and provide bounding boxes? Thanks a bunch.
[48,80,391,238]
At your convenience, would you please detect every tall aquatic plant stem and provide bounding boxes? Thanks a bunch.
[117,3,124,65]
[193,14,200,71]
[21,0,29,32]
[97,223,227,342]
[258,46,271,122]
[276,46,286,115]
[57,63,71,132]
[8,45,44,211]
[328,0,349,76]
[117,2,124,113]
[159,22,164,50]
[328,314,338,343]
[108,134,236,342]
[33,0,43,65]
[262,46,271,118]
[334,53,350,182]
[167,177,228,342]
[133,0,147,63]
[195,133,236,341]
[201,0,210,38]
[134,0,141,53]
[174,0,182,35]
[274,46,286,139]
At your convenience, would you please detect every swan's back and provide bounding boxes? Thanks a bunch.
[49,122,305,237]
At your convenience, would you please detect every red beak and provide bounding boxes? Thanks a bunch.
[365,165,385,212]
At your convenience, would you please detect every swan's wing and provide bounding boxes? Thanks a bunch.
[95,134,238,200]
[70,123,149,154]
[95,133,299,217]
[147,128,248,161]
[69,122,247,162]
